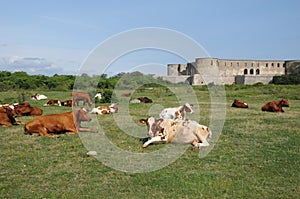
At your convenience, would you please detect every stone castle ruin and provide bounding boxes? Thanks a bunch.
[163,58,299,85]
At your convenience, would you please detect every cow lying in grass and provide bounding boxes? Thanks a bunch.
[140,116,211,149]
[24,108,95,137]
[231,99,248,108]
[90,103,118,115]
[0,106,22,127]
[261,99,289,112]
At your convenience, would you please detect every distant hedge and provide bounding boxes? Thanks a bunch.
[272,75,300,85]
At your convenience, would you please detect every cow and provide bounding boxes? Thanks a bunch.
[44,99,61,106]
[0,107,21,126]
[139,116,211,149]
[94,92,102,100]
[72,91,92,107]
[61,100,73,107]
[14,103,43,116]
[261,99,289,112]
[231,99,248,108]
[159,103,194,120]
[24,108,95,137]
[0,104,17,117]
[138,97,153,103]
[31,94,48,100]
[91,103,118,115]
[91,106,111,115]
[130,99,141,104]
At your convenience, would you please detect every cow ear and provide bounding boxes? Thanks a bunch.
[139,119,146,124]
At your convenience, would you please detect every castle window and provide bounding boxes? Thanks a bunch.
[211,60,213,65]
[257,63,260,67]
[224,62,226,66]
[251,63,254,67]
[271,63,274,67]
[266,63,268,67]
[245,63,247,67]
[277,63,280,67]
[250,69,254,75]
[244,69,248,75]
[256,69,260,75]
[230,62,232,67]
[237,62,239,67]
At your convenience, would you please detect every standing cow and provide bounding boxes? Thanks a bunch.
[72,91,92,107]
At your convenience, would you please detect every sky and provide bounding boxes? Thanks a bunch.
[0,0,299,76]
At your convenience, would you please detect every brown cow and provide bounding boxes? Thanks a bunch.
[72,92,92,107]
[14,103,43,116]
[24,108,95,137]
[138,97,153,103]
[0,107,21,126]
[62,100,73,107]
[231,99,249,108]
[261,99,289,112]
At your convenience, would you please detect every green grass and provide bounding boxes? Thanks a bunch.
[0,85,299,198]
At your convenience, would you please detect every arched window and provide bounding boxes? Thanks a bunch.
[277,63,280,67]
[244,69,248,75]
[250,69,254,75]
[256,69,260,75]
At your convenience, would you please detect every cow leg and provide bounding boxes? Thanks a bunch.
[143,136,166,148]
[193,132,209,148]
[37,127,57,137]
[78,127,96,132]
[0,122,13,127]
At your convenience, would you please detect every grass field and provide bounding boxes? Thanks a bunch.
[0,84,299,198]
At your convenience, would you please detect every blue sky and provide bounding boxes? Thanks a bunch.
[0,0,299,76]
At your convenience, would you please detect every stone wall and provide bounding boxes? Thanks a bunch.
[165,58,290,85]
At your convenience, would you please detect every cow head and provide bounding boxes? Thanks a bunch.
[75,108,92,122]
[183,103,194,113]
[281,99,289,107]
[109,103,118,113]
[140,116,163,137]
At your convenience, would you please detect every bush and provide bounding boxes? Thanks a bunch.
[272,75,300,85]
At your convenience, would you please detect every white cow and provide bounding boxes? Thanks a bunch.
[159,103,193,120]
[94,92,102,100]
[140,116,211,148]
[31,94,48,100]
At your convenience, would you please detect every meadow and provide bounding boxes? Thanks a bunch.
[0,84,299,198]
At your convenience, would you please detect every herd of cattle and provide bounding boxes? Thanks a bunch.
[0,90,290,148]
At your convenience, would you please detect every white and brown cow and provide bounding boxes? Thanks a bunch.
[140,116,211,149]
[90,103,118,115]
[44,99,61,106]
[159,103,194,120]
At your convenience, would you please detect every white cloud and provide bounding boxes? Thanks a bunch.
[0,56,63,75]
[0,44,88,75]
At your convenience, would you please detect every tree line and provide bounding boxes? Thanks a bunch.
[0,71,169,92]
